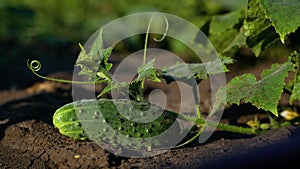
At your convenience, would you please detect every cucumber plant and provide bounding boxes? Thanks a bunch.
[28,15,247,150]
[27,0,300,150]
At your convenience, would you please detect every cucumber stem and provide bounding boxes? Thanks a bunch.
[176,113,255,135]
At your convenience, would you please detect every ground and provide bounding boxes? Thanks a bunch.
[1,53,300,168]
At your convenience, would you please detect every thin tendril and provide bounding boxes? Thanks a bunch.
[143,12,169,65]
[153,16,168,42]
[27,59,103,84]
[139,13,169,101]
[143,14,155,65]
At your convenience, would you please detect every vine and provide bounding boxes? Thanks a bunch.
[27,0,300,149]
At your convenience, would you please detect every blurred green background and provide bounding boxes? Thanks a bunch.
[0,0,248,89]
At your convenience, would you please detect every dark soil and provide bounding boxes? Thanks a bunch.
[1,55,300,169]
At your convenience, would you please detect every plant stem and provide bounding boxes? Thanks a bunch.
[176,113,255,135]
[138,13,158,101]
[173,112,255,148]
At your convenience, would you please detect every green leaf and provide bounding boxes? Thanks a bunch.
[97,81,143,101]
[96,67,112,82]
[210,28,247,57]
[289,51,300,103]
[210,10,244,35]
[212,59,294,116]
[76,43,100,81]
[244,0,278,56]
[97,82,129,98]
[244,0,300,56]
[222,28,247,54]
[75,28,113,82]
[89,28,113,69]
[290,76,300,104]
[136,59,161,82]
[209,10,247,57]
[161,57,234,83]
[259,0,300,43]
[101,47,113,71]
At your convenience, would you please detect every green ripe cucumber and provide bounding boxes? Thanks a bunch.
[53,99,182,152]
[53,99,254,155]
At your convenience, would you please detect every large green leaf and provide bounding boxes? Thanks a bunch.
[243,0,278,56]
[212,59,294,116]
[209,10,247,57]
[260,0,300,43]
[244,0,300,56]
[210,10,244,35]
[160,57,234,83]
[222,28,246,54]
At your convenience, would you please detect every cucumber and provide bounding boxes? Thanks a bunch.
[53,99,181,154]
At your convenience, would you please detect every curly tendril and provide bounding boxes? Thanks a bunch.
[138,13,170,101]
[143,13,169,65]
[27,59,101,84]
[153,16,168,42]
[28,60,42,71]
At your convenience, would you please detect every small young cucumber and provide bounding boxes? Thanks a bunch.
[53,99,179,142]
